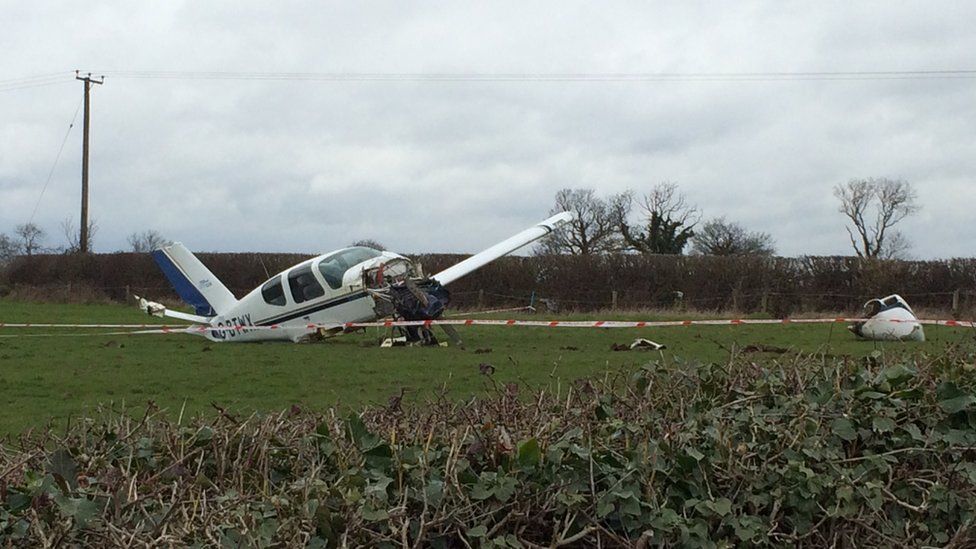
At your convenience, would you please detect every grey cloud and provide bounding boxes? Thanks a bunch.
[1,2,974,258]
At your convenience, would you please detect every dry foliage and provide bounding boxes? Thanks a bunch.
[4,253,976,314]
[3,350,976,547]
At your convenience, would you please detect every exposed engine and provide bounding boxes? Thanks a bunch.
[363,259,457,345]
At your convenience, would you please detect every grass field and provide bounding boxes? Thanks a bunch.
[0,299,972,435]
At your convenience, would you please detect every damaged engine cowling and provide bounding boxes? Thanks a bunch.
[848,294,925,342]
[363,259,454,344]
[386,279,451,321]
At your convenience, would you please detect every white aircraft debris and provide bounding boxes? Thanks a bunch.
[848,294,925,342]
[630,338,666,350]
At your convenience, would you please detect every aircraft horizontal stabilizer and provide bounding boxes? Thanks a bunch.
[432,212,573,286]
[136,296,212,324]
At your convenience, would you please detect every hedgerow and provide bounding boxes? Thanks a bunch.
[2,350,976,547]
[6,252,976,313]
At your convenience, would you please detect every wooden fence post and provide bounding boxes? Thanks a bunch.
[760,291,769,314]
[952,289,961,315]
[611,290,618,311]
[477,289,484,309]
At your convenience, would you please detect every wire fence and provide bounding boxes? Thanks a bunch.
[447,289,975,314]
[3,283,975,316]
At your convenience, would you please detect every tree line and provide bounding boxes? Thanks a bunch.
[537,177,919,258]
[0,177,919,266]
[0,222,171,267]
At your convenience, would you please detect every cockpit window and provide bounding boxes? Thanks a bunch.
[261,276,286,306]
[288,264,325,304]
[317,247,383,290]
[340,247,383,266]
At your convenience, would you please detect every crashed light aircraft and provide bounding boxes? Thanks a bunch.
[139,212,572,343]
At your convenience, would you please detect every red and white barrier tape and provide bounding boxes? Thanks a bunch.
[342,317,976,329]
[0,329,180,338]
[1,316,974,336]
[0,323,195,329]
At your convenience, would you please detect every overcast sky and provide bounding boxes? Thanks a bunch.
[1,2,974,258]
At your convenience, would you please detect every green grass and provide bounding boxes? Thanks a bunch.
[0,299,971,435]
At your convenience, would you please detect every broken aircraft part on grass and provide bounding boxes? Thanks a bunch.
[848,294,925,342]
[137,211,574,343]
[630,338,666,351]
[610,338,667,352]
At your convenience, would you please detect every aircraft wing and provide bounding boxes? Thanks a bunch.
[432,211,573,285]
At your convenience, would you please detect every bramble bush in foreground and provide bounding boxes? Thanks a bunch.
[2,349,976,547]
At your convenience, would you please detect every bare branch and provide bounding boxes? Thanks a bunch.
[536,188,625,255]
[14,223,46,256]
[128,230,173,253]
[834,178,918,258]
[0,232,21,265]
[619,182,699,254]
[690,217,775,256]
[60,217,98,253]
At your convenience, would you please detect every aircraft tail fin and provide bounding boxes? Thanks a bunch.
[151,242,238,316]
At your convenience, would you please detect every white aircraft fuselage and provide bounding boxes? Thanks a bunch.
[207,248,402,342]
[142,212,575,342]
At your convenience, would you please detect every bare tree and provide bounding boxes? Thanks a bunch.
[350,239,386,251]
[128,230,172,252]
[834,178,918,259]
[61,217,98,253]
[618,182,699,254]
[14,223,46,256]
[691,218,775,256]
[0,233,21,265]
[536,188,628,255]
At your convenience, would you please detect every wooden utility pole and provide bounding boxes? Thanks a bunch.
[75,71,103,253]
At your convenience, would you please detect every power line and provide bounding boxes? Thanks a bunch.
[0,73,72,93]
[27,97,84,226]
[0,81,71,93]
[0,71,69,85]
[4,69,975,89]
[84,69,976,82]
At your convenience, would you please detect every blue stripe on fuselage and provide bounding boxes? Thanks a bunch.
[151,249,216,316]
